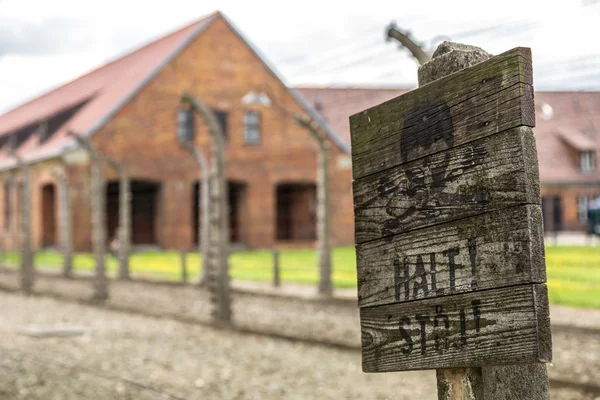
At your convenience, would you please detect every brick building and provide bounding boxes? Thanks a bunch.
[1,13,598,253]
[298,87,600,233]
[0,12,354,252]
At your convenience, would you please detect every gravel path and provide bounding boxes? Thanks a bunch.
[1,292,435,399]
[0,269,598,399]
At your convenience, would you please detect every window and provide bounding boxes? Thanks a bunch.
[244,111,261,145]
[177,107,195,144]
[581,151,596,173]
[578,195,589,223]
[213,110,228,140]
[4,182,11,231]
[37,121,48,144]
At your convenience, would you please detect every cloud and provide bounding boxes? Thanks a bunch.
[0,17,89,57]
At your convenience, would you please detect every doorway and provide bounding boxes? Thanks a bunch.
[41,184,57,247]
[276,183,317,241]
[106,180,161,245]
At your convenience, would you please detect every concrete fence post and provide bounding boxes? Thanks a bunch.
[417,42,550,400]
[105,157,131,280]
[8,149,34,293]
[180,250,188,283]
[181,142,210,286]
[182,93,232,326]
[67,131,109,302]
[272,248,280,287]
[52,166,74,278]
[293,117,333,297]
[350,42,550,400]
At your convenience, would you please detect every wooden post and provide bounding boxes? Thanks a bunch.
[272,248,280,287]
[293,117,333,297]
[181,142,210,286]
[180,250,188,283]
[105,157,131,280]
[182,93,232,325]
[68,131,108,302]
[52,166,73,278]
[419,42,551,400]
[7,150,34,293]
[437,368,484,400]
[350,43,551,399]
[418,41,489,400]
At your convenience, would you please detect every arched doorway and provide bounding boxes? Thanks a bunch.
[41,183,57,247]
[106,180,161,245]
[276,183,317,241]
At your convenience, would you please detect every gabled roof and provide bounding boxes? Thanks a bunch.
[533,91,600,184]
[0,12,219,169]
[0,11,348,170]
[557,129,596,151]
[296,86,600,185]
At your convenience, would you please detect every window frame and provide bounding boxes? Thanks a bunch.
[212,109,229,141]
[177,107,195,144]
[243,110,261,145]
[578,195,589,223]
[580,150,596,173]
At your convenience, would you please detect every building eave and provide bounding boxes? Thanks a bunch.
[82,13,219,139]
[219,14,351,155]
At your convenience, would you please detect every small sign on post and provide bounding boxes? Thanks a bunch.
[350,44,551,395]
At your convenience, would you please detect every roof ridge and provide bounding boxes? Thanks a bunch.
[0,11,220,118]
[75,11,220,82]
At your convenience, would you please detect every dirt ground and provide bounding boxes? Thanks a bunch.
[1,291,436,400]
[0,270,598,399]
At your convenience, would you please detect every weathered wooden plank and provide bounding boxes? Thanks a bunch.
[349,47,534,179]
[356,204,545,308]
[482,364,549,399]
[360,284,551,372]
[353,126,540,244]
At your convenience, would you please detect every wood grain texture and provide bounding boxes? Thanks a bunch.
[482,363,549,399]
[356,204,545,308]
[360,284,551,372]
[349,47,534,180]
[353,126,540,244]
[437,368,483,400]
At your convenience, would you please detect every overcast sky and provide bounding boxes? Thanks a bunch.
[1,0,599,113]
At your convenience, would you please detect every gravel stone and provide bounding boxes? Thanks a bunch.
[0,269,597,399]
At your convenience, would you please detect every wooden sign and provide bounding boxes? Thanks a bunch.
[350,47,552,373]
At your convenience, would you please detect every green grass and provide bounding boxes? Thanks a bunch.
[3,245,599,309]
[544,246,600,309]
[2,247,359,288]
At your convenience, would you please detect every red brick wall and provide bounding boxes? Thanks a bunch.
[0,16,355,252]
[81,15,355,251]
[541,184,600,232]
